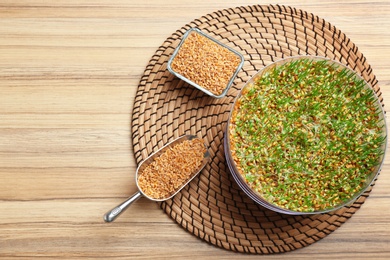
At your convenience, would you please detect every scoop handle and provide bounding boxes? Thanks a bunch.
[103,191,143,222]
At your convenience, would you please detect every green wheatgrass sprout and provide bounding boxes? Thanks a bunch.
[229,58,386,212]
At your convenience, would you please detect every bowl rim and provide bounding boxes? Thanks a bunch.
[225,55,388,215]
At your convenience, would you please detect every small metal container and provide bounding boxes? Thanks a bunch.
[167,28,245,99]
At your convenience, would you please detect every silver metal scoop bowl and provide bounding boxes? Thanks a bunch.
[104,135,210,222]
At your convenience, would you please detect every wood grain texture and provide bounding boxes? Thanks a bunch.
[0,0,389,259]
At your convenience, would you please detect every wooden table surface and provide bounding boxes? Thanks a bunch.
[1,0,389,259]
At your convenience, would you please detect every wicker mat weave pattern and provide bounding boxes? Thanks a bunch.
[131,4,382,254]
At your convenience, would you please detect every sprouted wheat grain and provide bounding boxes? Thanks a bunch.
[229,58,386,212]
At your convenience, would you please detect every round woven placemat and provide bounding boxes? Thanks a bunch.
[131,4,383,254]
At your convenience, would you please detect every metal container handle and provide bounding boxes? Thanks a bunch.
[103,191,143,222]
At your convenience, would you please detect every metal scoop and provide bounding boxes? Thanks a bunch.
[103,135,210,222]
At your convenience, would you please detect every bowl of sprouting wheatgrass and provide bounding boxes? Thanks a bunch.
[225,56,387,215]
